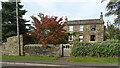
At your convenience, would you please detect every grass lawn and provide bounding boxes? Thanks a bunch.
[69,57,119,63]
[1,55,60,60]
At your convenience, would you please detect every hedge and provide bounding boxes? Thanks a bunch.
[71,43,120,57]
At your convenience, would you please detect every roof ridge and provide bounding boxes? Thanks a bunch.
[68,19,100,22]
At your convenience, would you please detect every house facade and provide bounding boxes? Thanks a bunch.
[64,12,105,42]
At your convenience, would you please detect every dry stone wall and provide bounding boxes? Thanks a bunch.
[3,35,23,56]
[2,35,61,56]
[24,44,60,56]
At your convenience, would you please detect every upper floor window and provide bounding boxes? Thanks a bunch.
[90,25,96,31]
[68,26,73,31]
[68,35,73,41]
[79,26,83,31]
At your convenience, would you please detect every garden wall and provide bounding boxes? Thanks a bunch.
[24,44,60,56]
[3,35,23,56]
[2,35,62,56]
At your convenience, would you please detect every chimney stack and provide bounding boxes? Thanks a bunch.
[9,0,20,2]
[65,16,68,22]
[100,12,103,21]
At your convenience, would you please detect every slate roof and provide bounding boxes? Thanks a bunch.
[68,19,104,25]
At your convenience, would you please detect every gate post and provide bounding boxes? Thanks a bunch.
[60,44,64,57]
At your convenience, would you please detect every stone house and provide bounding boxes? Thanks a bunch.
[64,12,105,42]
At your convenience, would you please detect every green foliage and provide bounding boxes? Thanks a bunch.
[105,23,120,40]
[2,24,17,41]
[0,10,2,42]
[2,55,60,60]
[69,57,118,63]
[74,41,92,44]
[23,34,38,45]
[56,36,68,44]
[66,32,80,37]
[71,43,120,57]
[2,2,29,42]
[2,2,27,24]
[106,1,120,24]
[96,40,120,43]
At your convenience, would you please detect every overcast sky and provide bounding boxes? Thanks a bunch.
[0,0,116,25]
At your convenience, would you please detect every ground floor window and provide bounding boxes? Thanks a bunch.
[68,26,73,31]
[79,35,83,42]
[90,35,95,41]
[68,35,73,41]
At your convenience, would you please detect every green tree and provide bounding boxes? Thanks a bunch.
[2,2,29,41]
[0,10,1,42]
[105,1,120,40]
[105,1,120,24]
[105,21,120,40]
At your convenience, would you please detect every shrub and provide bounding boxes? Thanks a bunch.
[96,40,120,43]
[71,43,120,57]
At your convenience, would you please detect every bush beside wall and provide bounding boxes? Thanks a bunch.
[71,43,120,57]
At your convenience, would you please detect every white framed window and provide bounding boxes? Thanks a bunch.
[79,35,83,42]
[68,35,73,41]
[79,26,83,31]
[68,26,73,31]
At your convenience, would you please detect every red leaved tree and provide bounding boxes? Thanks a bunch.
[28,13,68,46]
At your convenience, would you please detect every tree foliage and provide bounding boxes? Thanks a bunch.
[105,21,120,40]
[105,1,120,40]
[106,1,120,24]
[2,2,29,42]
[0,10,1,42]
[28,13,68,46]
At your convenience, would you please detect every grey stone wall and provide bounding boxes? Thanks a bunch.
[83,24,104,42]
[24,44,60,56]
[3,35,23,56]
[2,35,62,56]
